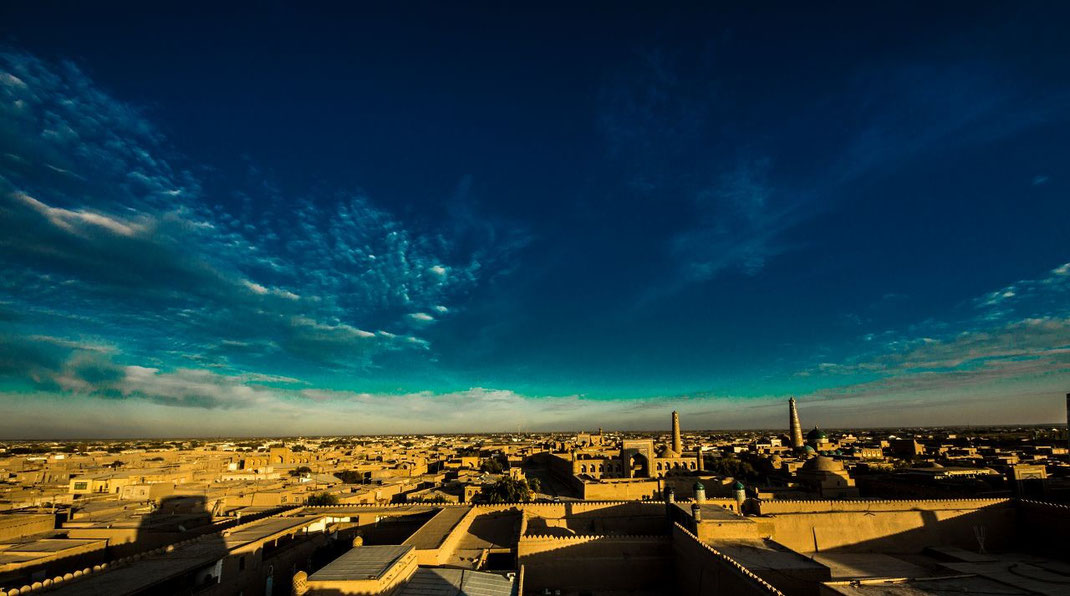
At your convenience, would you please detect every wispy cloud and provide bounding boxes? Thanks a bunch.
[0,50,518,379]
[799,263,1070,408]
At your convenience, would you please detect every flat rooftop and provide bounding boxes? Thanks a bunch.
[403,506,471,550]
[712,539,829,573]
[826,575,1035,595]
[223,515,320,551]
[675,502,753,522]
[46,514,322,595]
[822,551,1070,596]
[4,538,104,554]
[309,545,413,582]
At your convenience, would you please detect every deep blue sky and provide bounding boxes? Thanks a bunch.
[1,3,1068,436]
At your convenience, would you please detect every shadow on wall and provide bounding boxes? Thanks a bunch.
[465,510,522,547]
[129,495,229,592]
[524,502,669,537]
[519,536,673,594]
[764,501,1021,556]
[132,496,220,544]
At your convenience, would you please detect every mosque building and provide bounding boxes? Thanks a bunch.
[557,411,701,482]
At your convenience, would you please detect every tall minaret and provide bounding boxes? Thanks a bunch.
[789,397,804,450]
[671,410,683,453]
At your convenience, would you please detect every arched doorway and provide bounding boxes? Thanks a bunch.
[628,453,649,478]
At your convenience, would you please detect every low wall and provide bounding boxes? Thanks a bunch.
[0,515,55,542]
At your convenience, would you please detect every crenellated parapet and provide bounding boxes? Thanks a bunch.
[755,497,1012,515]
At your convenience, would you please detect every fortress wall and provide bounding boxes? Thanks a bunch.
[757,498,1011,514]
[761,499,1016,554]
[580,479,661,500]
[474,500,665,517]
[518,534,671,593]
[1017,500,1070,558]
[525,500,659,517]
[672,524,784,596]
[695,519,763,542]
[519,501,668,535]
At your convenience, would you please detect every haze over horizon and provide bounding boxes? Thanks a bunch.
[1,3,1069,438]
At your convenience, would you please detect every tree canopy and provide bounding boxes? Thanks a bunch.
[306,492,339,506]
[478,477,536,503]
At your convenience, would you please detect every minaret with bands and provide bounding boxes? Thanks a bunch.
[671,410,683,454]
[789,397,804,450]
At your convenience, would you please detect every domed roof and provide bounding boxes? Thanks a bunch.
[733,480,745,490]
[803,445,816,454]
[658,445,680,458]
[693,481,705,491]
[806,427,827,441]
[802,455,843,472]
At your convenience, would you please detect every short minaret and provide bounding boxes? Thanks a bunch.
[789,397,805,450]
[696,447,704,472]
[672,410,683,454]
[691,502,702,523]
[733,481,746,512]
[694,481,706,504]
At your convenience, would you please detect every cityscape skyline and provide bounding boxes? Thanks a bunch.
[2,4,1070,437]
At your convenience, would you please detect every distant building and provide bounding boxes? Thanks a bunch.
[795,455,859,498]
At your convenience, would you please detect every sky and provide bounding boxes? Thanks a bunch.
[0,3,1068,438]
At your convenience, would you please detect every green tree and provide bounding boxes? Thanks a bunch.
[704,457,760,482]
[413,495,448,503]
[480,457,505,474]
[479,477,535,504]
[289,466,312,477]
[306,492,339,506]
[335,470,365,484]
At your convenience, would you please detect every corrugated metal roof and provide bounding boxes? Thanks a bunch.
[309,545,413,581]
[459,568,517,596]
[394,567,516,596]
